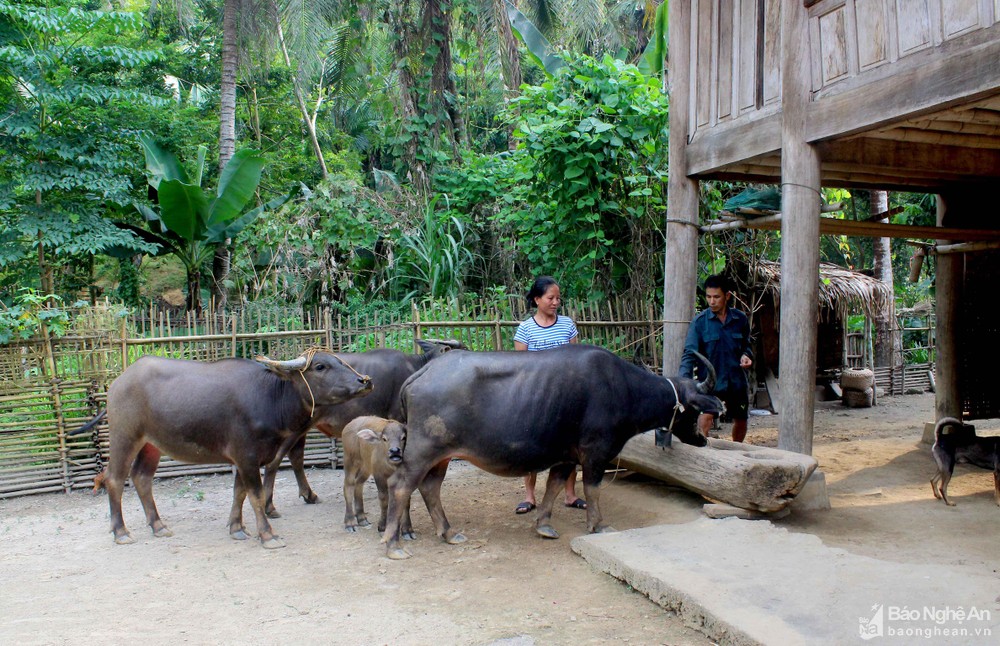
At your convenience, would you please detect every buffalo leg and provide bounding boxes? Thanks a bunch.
[105,434,146,545]
[579,461,613,533]
[228,475,251,540]
[384,468,424,559]
[236,462,284,549]
[130,444,172,538]
[375,475,389,533]
[344,466,370,532]
[535,465,572,539]
[264,435,318,519]
[418,459,464,545]
[287,435,319,504]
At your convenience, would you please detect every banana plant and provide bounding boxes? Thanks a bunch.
[505,1,564,76]
[126,135,278,311]
[637,1,669,82]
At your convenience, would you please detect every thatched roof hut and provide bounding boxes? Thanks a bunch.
[751,261,894,323]
[737,261,894,385]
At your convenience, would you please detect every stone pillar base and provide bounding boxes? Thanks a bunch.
[789,470,831,512]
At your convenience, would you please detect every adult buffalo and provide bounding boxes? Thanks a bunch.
[262,338,462,517]
[383,344,721,559]
[101,349,372,548]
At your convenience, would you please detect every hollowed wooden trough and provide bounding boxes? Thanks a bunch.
[614,431,818,513]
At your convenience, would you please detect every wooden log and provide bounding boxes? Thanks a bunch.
[614,431,818,513]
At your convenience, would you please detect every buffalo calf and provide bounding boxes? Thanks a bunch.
[342,416,413,538]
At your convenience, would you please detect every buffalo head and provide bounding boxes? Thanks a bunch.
[256,350,373,406]
[416,338,465,357]
[357,420,407,465]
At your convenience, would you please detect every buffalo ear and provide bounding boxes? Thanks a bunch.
[357,428,379,443]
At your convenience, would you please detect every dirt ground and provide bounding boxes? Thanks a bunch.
[2,392,998,646]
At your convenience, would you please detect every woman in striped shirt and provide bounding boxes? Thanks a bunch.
[513,276,587,514]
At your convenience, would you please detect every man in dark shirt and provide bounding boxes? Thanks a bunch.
[680,274,754,442]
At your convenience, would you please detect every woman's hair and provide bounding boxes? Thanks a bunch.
[526,275,559,309]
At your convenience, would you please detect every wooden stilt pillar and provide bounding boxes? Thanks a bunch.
[663,1,699,376]
[935,194,961,420]
[777,1,821,455]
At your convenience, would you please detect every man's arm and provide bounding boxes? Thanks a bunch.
[678,315,701,379]
[739,312,753,368]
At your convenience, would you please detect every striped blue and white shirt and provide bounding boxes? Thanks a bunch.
[514,315,579,351]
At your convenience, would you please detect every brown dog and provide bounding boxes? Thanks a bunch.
[930,416,1000,506]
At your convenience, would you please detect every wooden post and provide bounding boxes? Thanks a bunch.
[778,0,821,455]
[230,313,237,357]
[120,315,129,370]
[663,0,699,375]
[935,194,961,420]
[324,307,333,350]
[412,301,422,348]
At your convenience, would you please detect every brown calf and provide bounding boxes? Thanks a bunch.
[342,416,413,538]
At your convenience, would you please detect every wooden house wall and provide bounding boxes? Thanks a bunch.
[808,0,1000,96]
[688,0,783,144]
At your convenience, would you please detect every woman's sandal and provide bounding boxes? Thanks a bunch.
[514,501,536,514]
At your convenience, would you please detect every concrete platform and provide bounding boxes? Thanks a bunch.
[572,518,999,645]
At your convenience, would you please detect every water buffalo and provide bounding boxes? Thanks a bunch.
[382,344,722,559]
[341,416,410,535]
[263,338,462,517]
[101,349,372,548]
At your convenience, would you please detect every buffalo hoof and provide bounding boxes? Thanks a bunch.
[265,509,282,519]
[592,525,617,534]
[402,530,417,541]
[386,547,411,560]
[114,532,135,545]
[230,528,251,541]
[344,525,358,533]
[152,526,173,538]
[445,532,466,545]
[302,492,320,504]
[357,518,372,528]
[536,525,560,540]
[261,536,286,549]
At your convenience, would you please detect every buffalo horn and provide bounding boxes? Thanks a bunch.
[692,351,717,394]
[255,355,309,372]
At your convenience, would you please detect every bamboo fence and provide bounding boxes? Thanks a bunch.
[0,298,667,499]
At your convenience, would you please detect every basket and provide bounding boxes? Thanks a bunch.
[841,368,875,391]
[842,387,874,408]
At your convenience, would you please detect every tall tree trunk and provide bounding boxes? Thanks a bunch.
[389,1,430,196]
[870,190,900,368]
[219,0,238,170]
[425,0,466,154]
[35,189,55,300]
[212,0,240,312]
[493,0,521,150]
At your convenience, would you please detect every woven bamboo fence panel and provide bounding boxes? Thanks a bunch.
[1,299,665,499]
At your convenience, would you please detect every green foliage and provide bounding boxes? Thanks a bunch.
[637,1,669,77]
[133,135,278,310]
[236,171,402,309]
[391,195,479,302]
[507,53,669,300]
[0,0,162,281]
[505,1,564,76]
[0,289,71,343]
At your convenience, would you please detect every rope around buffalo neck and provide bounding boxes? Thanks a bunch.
[297,348,317,418]
[665,378,685,432]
